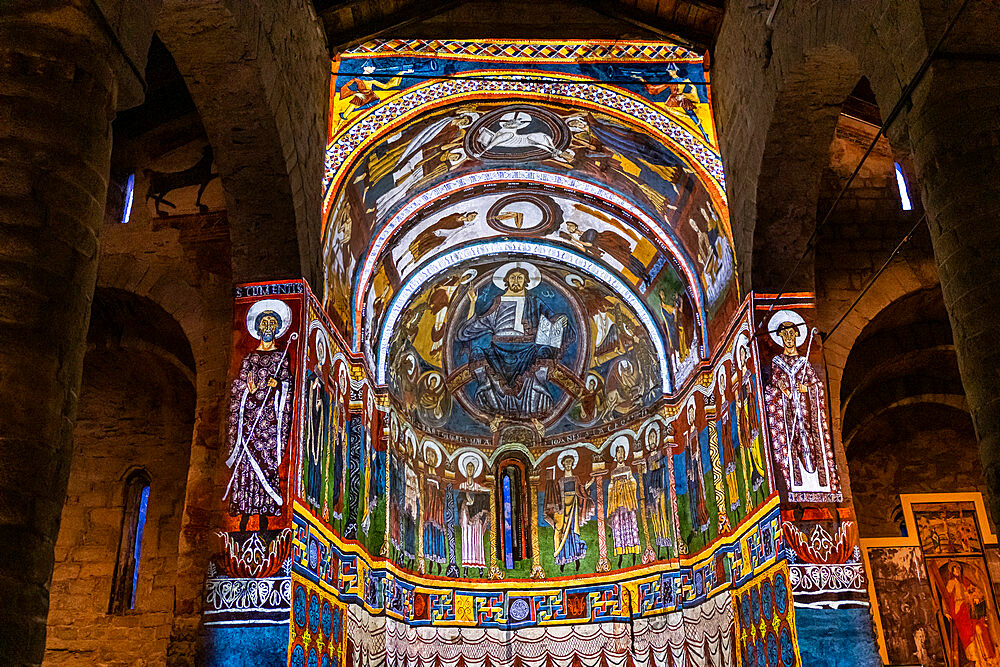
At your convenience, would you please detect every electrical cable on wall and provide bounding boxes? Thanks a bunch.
[752,0,972,336]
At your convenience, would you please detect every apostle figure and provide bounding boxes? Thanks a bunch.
[682,398,710,534]
[939,561,999,666]
[606,437,641,567]
[717,364,741,517]
[402,433,420,567]
[457,453,489,577]
[422,447,448,575]
[735,335,767,505]
[546,450,594,572]
[763,311,838,497]
[387,418,404,559]
[329,359,350,520]
[457,262,574,425]
[225,299,295,532]
[360,386,383,534]
[304,369,328,512]
[644,424,672,559]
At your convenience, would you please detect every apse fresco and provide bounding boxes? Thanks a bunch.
[349,294,774,584]
[202,38,880,667]
[321,40,735,354]
[383,255,666,440]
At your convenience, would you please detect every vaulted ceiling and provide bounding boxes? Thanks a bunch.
[313,0,724,52]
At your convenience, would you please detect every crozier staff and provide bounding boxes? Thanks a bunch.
[225,299,295,531]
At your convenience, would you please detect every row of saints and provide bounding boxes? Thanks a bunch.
[224,299,833,577]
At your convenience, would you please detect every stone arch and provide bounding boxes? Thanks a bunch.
[155,0,329,285]
[45,287,198,664]
[833,275,982,537]
[821,259,940,436]
[711,0,928,294]
[750,46,863,292]
[93,252,232,663]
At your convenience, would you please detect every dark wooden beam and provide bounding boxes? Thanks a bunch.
[579,0,715,50]
[324,0,470,54]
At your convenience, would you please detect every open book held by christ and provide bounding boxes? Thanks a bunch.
[535,314,566,349]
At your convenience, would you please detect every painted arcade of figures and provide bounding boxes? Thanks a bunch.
[290,285,772,582]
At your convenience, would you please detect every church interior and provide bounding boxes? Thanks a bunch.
[1,1,998,666]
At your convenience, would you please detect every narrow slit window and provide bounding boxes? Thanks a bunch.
[109,471,151,614]
[121,173,135,223]
[894,162,913,211]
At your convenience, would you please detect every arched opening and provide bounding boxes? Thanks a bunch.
[495,453,532,569]
[45,288,196,664]
[108,469,152,615]
[843,288,982,538]
[750,51,864,292]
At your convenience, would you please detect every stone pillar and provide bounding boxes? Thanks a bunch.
[906,56,1000,521]
[0,3,147,663]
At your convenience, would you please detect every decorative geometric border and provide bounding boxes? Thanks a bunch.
[290,498,784,629]
[344,39,704,63]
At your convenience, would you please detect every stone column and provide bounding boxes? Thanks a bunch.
[0,3,147,664]
[906,56,1000,521]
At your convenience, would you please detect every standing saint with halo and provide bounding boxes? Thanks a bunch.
[225,299,295,531]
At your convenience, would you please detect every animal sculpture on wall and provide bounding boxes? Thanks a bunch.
[145,144,219,216]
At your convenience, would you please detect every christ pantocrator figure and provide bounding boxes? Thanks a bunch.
[456,263,575,429]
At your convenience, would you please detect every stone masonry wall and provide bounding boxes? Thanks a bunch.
[45,347,195,666]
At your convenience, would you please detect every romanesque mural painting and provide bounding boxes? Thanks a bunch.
[757,301,841,503]
[200,39,878,667]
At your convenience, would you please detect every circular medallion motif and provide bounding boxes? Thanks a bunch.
[780,625,796,666]
[322,600,333,637]
[291,645,306,667]
[766,631,779,665]
[741,594,751,627]
[486,193,560,235]
[756,639,767,667]
[294,585,308,628]
[774,573,789,615]
[308,648,318,667]
[322,655,332,667]
[308,539,319,570]
[751,587,761,625]
[509,598,531,622]
[762,580,774,620]
[745,642,755,667]
[465,105,570,162]
[309,593,321,633]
